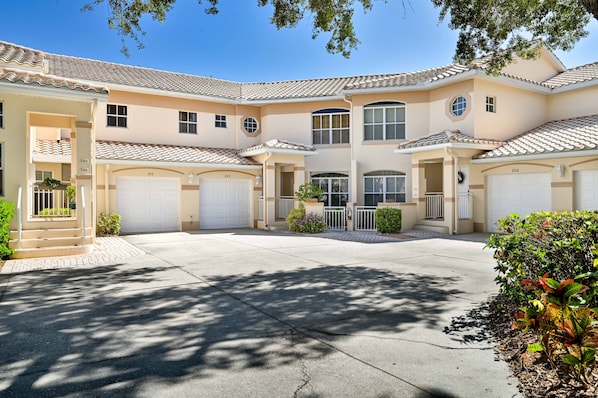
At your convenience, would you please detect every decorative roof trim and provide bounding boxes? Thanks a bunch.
[471,149,598,164]
[238,139,318,157]
[395,141,501,154]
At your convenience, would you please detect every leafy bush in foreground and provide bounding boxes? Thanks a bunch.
[486,211,598,305]
[375,208,402,234]
[0,200,14,259]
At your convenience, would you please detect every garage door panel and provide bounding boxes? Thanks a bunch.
[200,179,250,229]
[116,177,180,234]
[575,170,598,211]
[487,173,551,233]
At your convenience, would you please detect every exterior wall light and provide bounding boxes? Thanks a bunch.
[556,164,565,178]
[255,175,262,186]
[188,172,195,184]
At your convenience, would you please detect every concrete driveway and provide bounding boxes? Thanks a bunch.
[0,230,520,397]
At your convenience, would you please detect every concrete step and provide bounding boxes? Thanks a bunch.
[10,228,92,240]
[414,223,450,234]
[9,236,94,249]
[10,245,94,260]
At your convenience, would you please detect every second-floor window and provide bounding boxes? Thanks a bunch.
[486,96,496,113]
[107,104,127,128]
[312,109,350,145]
[364,171,406,206]
[215,114,227,128]
[0,102,4,128]
[364,102,406,141]
[179,111,198,134]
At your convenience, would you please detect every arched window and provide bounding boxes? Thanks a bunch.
[312,108,350,145]
[363,102,406,141]
[363,170,406,205]
[311,173,349,207]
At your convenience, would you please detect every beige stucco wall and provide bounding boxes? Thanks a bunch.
[472,79,547,141]
[501,49,562,82]
[548,86,598,121]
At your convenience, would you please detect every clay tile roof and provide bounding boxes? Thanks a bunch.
[542,62,598,88]
[0,66,108,94]
[344,64,472,90]
[0,41,45,68]
[238,139,316,156]
[474,115,598,160]
[397,130,503,150]
[35,139,260,166]
[46,54,242,100]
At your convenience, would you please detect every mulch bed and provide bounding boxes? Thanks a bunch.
[445,295,598,397]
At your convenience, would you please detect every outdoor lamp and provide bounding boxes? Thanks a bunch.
[188,172,194,184]
[556,164,565,178]
[255,175,262,185]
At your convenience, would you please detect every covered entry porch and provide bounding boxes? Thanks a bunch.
[395,130,502,234]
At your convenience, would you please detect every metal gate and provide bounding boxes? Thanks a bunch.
[355,206,376,231]
[323,207,346,230]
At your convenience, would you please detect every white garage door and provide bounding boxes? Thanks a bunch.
[200,179,251,229]
[575,170,598,210]
[487,172,551,233]
[116,176,180,234]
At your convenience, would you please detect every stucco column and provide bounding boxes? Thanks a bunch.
[74,121,95,237]
[265,163,276,228]
[443,154,456,234]
[412,160,425,221]
[293,165,306,209]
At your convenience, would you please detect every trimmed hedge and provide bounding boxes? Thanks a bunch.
[375,208,402,234]
[97,212,122,236]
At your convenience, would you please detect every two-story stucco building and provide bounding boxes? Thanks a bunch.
[1,40,597,258]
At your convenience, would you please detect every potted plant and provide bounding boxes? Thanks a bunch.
[66,185,76,210]
[295,182,324,203]
[40,176,62,189]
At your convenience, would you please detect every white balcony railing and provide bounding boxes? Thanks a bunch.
[425,192,444,219]
[32,185,73,218]
[355,206,376,231]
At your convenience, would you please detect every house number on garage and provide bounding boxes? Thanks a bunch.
[511,168,519,173]
[224,174,231,178]
[147,172,154,176]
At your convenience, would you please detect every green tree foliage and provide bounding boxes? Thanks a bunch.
[84,0,597,66]
[432,0,592,72]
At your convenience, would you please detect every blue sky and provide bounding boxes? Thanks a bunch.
[1,0,597,82]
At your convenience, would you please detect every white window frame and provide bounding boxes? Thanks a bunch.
[363,171,406,206]
[107,104,128,128]
[451,96,467,117]
[35,170,53,182]
[311,173,349,207]
[179,111,198,134]
[243,117,258,134]
[312,109,350,145]
[215,114,227,128]
[363,102,406,141]
[485,96,496,113]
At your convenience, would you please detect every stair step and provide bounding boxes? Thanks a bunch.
[10,228,92,240]
[9,236,94,249]
[414,224,450,234]
[10,245,94,260]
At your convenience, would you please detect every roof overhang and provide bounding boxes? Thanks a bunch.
[471,149,598,163]
[0,80,109,102]
[239,148,319,157]
[95,158,262,169]
[395,142,501,154]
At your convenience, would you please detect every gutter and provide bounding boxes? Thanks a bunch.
[471,149,598,164]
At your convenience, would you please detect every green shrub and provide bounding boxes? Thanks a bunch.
[486,211,598,304]
[294,182,324,202]
[375,208,402,234]
[97,212,122,236]
[0,200,14,259]
[286,204,326,234]
[38,208,71,216]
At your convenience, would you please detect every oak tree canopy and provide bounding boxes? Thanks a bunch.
[83,0,597,71]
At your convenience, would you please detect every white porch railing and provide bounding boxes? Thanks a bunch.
[355,206,376,231]
[425,192,444,219]
[17,185,22,250]
[278,196,294,219]
[458,192,473,220]
[32,186,72,217]
[324,207,346,230]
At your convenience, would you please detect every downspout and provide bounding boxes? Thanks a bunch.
[445,147,458,235]
[343,94,356,203]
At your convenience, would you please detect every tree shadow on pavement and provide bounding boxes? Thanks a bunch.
[0,262,463,397]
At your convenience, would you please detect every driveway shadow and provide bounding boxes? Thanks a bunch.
[0,262,464,396]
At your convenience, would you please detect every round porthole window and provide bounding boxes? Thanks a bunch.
[451,96,467,117]
[243,117,258,134]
